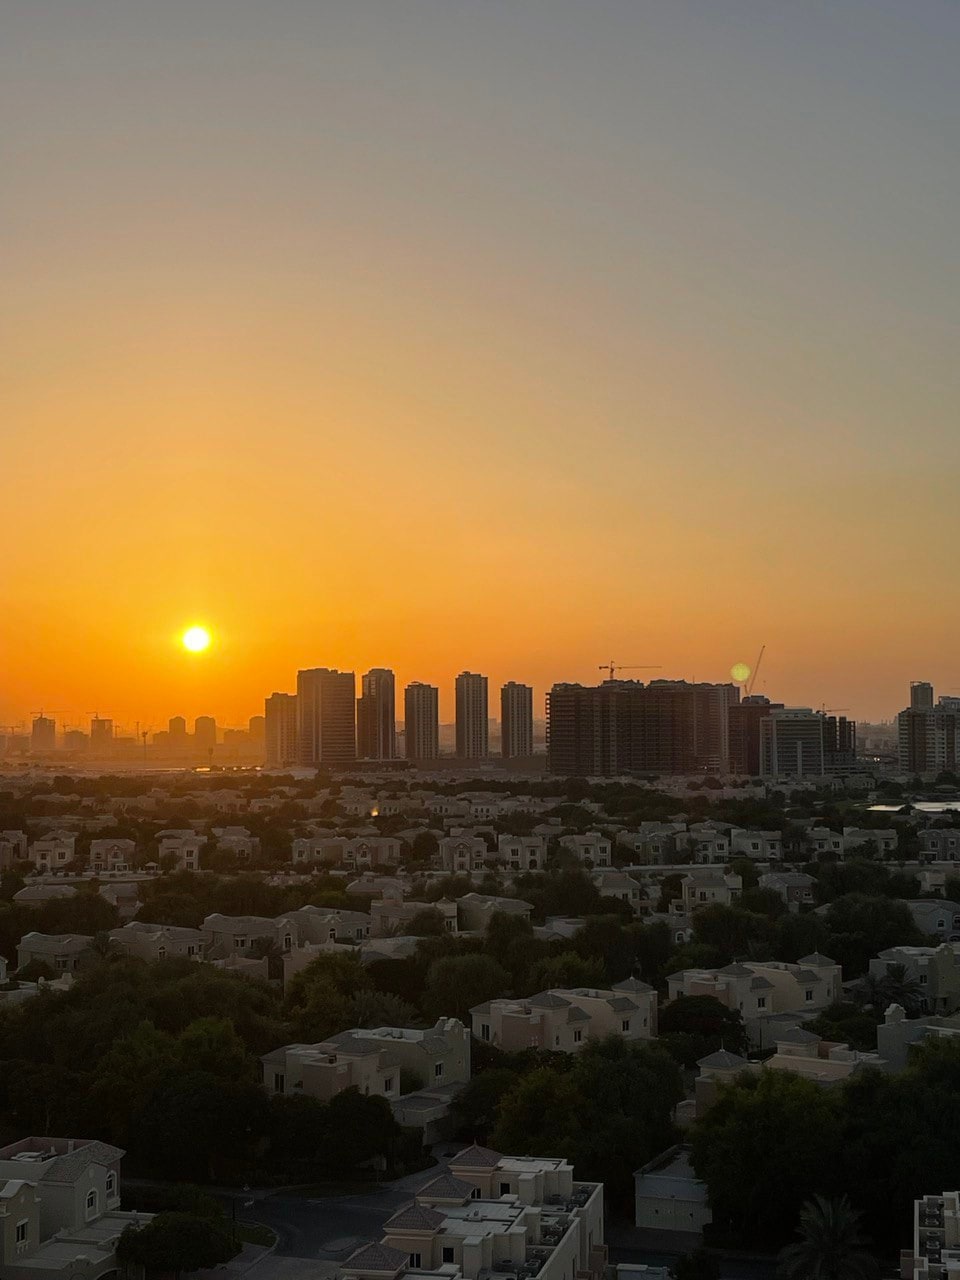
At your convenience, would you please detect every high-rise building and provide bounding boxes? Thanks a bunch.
[30,716,56,754]
[405,683,439,761]
[194,716,217,753]
[296,668,357,767]
[728,696,784,775]
[546,679,738,776]
[89,717,114,754]
[911,682,935,711]
[759,709,822,777]
[265,693,298,767]
[898,683,960,774]
[501,682,534,758]
[456,672,489,759]
[63,729,89,753]
[358,669,396,760]
[248,715,265,745]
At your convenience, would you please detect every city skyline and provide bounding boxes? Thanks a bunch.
[4,3,960,730]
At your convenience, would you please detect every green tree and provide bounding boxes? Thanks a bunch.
[422,954,511,1021]
[117,1213,238,1278]
[672,1250,720,1280]
[452,1069,519,1140]
[690,1070,843,1246]
[658,995,749,1066]
[777,1195,877,1280]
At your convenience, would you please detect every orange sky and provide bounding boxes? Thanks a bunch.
[3,2,959,731]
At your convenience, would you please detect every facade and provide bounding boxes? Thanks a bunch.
[265,692,298,768]
[667,954,842,1047]
[0,1137,149,1280]
[760,709,824,777]
[30,716,56,755]
[17,933,93,975]
[905,901,960,941]
[471,981,657,1052]
[194,716,217,754]
[501,683,534,759]
[634,1147,711,1235]
[359,669,397,761]
[546,680,737,777]
[342,1146,605,1280]
[901,1190,960,1280]
[497,835,546,871]
[370,895,458,938]
[921,829,960,861]
[292,835,402,869]
[559,833,611,868]
[727,697,783,776]
[455,673,489,760]
[758,871,816,910]
[109,922,204,963]
[157,830,204,871]
[870,945,960,1014]
[29,833,76,871]
[438,836,488,874]
[897,684,960,774]
[88,839,134,873]
[262,1019,469,1101]
[457,894,534,933]
[405,683,440,762]
[297,667,357,767]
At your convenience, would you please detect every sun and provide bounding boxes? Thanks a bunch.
[182,625,211,653]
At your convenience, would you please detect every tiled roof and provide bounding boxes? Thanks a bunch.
[416,1172,475,1201]
[343,1242,409,1272]
[451,1143,502,1168]
[774,1026,821,1044]
[527,992,571,1009]
[697,1050,749,1070]
[797,952,836,966]
[384,1203,445,1231]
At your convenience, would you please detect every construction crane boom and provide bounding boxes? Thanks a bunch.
[599,662,662,681]
[745,646,765,696]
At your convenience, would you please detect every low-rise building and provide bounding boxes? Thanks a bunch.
[457,894,533,933]
[212,826,261,860]
[0,1136,149,1280]
[695,1027,885,1116]
[593,870,643,910]
[438,837,489,875]
[905,900,960,942]
[88,839,135,872]
[371,895,458,938]
[844,827,898,856]
[262,1018,469,1101]
[901,1190,960,1280]
[28,833,76,871]
[471,981,656,1053]
[878,1004,960,1071]
[342,1145,605,1280]
[758,871,816,910]
[920,829,960,862]
[729,829,783,861]
[109,922,204,963]
[16,933,93,976]
[634,1146,711,1236]
[497,836,546,872]
[870,944,960,1015]
[157,830,203,872]
[680,870,742,913]
[666,954,841,1047]
[559,834,612,868]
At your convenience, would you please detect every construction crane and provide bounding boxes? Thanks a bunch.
[820,706,850,716]
[745,646,765,696]
[599,663,662,681]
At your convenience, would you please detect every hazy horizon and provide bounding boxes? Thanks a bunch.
[4,1,958,727]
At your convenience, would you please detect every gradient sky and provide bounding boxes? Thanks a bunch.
[3,0,959,733]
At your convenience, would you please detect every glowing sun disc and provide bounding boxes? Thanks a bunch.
[182,625,211,653]
[731,662,751,683]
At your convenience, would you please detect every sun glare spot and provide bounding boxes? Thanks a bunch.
[731,662,751,683]
[182,625,211,653]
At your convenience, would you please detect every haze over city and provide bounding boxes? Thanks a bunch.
[4,1,960,728]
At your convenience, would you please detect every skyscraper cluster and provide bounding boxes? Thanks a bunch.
[545,679,857,778]
[897,682,960,773]
[263,669,535,768]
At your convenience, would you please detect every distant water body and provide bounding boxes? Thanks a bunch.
[869,800,960,813]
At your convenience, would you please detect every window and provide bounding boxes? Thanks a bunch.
[621,1020,631,1033]
[85,1190,98,1219]
[384,1078,394,1093]
[434,1063,444,1079]
[106,1173,116,1197]
[16,1221,28,1244]
[920,974,928,985]
[805,989,814,1001]
[757,997,767,1009]
[500,1182,511,1196]
[410,1254,422,1269]
[273,1073,285,1092]
[442,1248,455,1264]
[471,1187,482,1200]
[481,1023,491,1041]
[235,936,247,948]
[573,1029,582,1044]
[157,947,166,961]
